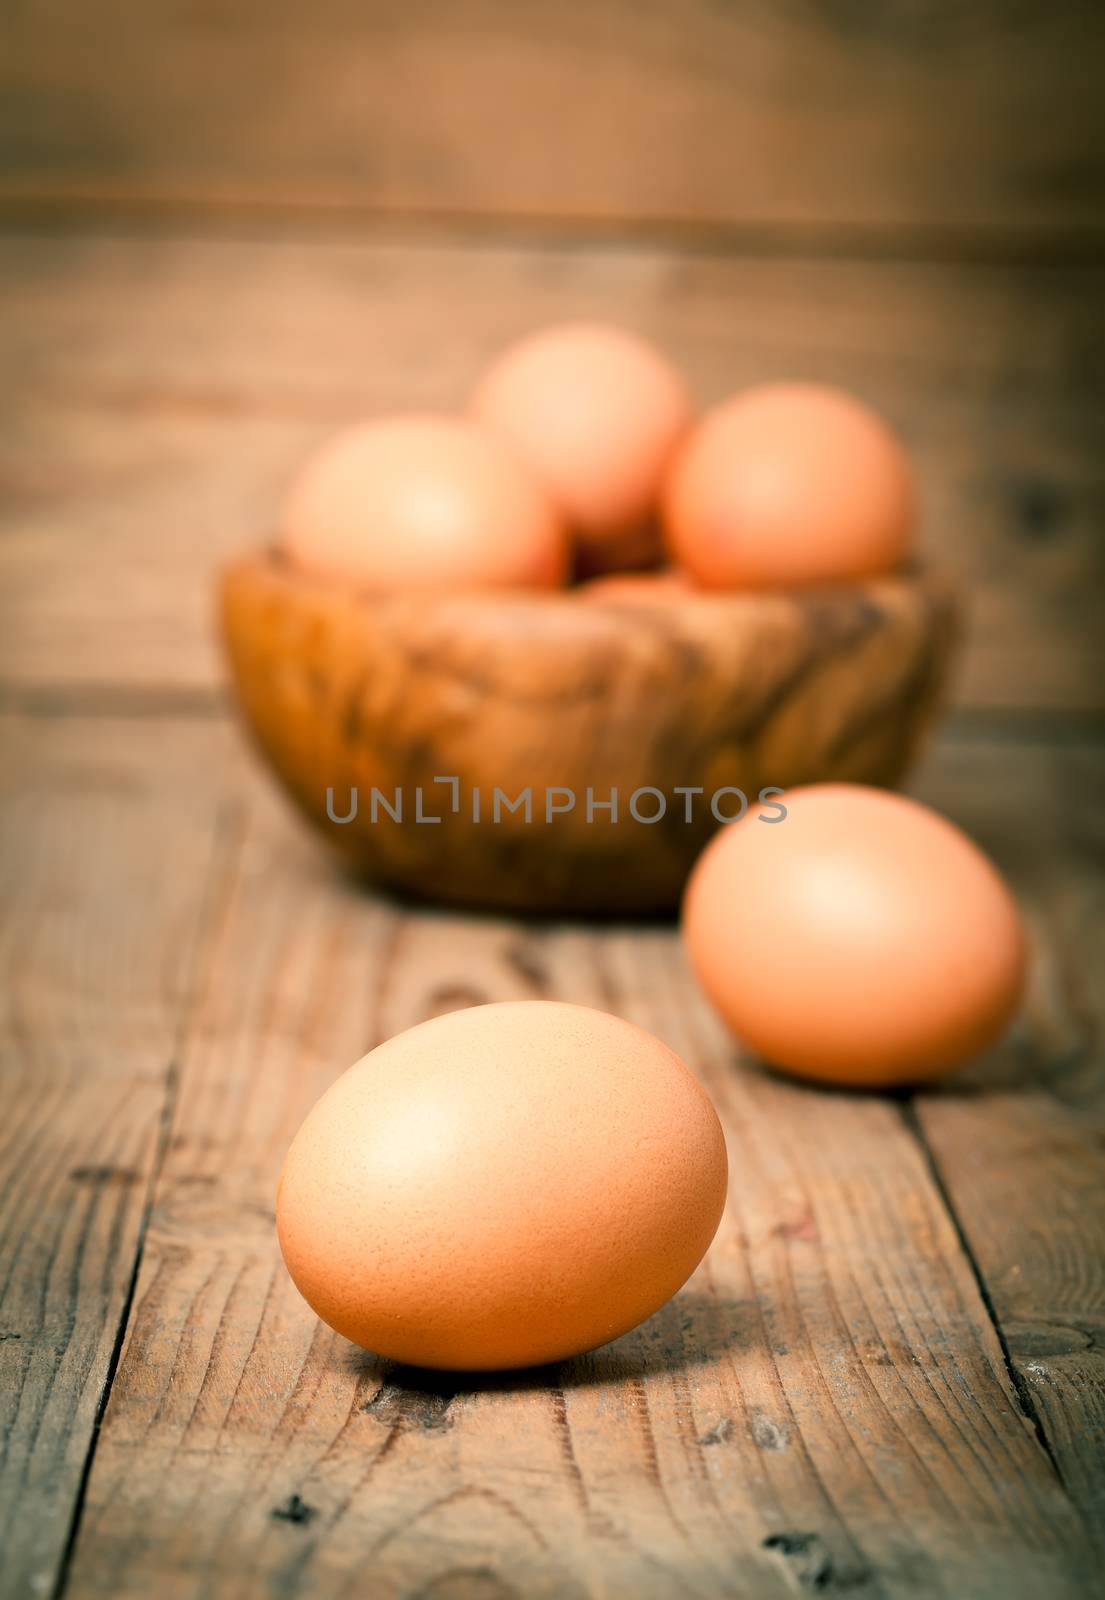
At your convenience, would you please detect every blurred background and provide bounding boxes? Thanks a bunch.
[1,1,1103,718]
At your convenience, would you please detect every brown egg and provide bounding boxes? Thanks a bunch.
[277,1001,728,1370]
[471,323,692,574]
[683,785,1026,1088]
[579,568,694,603]
[281,415,567,590]
[664,383,916,589]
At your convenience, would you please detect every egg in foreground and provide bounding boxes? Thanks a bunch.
[281,414,567,591]
[471,322,692,574]
[664,383,915,589]
[683,784,1026,1088]
[277,1001,728,1370]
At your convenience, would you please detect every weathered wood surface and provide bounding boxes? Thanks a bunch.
[0,717,239,1599]
[1,714,1101,1598]
[912,734,1105,1558]
[3,2,1104,237]
[2,71,1103,1581]
[2,229,1103,714]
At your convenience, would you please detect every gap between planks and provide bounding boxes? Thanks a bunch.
[46,802,250,1600]
[4,195,1105,269]
[897,1099,1069,1495]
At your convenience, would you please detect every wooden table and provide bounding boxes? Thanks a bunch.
[2,222,1102,1600]
[2,8,1104,1582]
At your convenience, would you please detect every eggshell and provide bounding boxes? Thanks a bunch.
[579,568,694,603]
[471,323,692,573]
[277,1001,728,1370]
[683,784,1026,1088]
[281,414,568,590]
[664,383,916,589]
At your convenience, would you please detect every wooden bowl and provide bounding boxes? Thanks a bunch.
[219,552,959,914]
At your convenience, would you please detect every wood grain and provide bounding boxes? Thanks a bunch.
[912,734,1105,1554]
[0,716,237,1600]
[3,2,1104,236]
[2,230,1103,714]
[47,722,1101,1599]
[219,552,956,912]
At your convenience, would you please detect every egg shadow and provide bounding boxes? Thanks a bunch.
[347,1287,750,1409]
[734,1029,1076,1105]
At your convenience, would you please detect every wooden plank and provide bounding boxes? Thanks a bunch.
[912,733,1105,1555]
[2,230,1103,714]
[2,2,1104,236]
[60,733,1099,1597]
[0,716,241,1600]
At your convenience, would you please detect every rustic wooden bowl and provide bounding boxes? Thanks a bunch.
[219,551,959,914]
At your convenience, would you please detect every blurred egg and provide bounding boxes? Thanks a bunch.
[277,1001,728,1370]
[471,322,692,574]
[580,568,694,603]
[281,414,567,590]
[664,383,916,588]
[683,784,1025,1088]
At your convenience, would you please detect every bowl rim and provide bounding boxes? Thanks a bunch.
[232,541,947,624]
